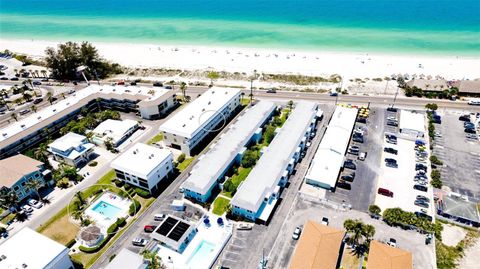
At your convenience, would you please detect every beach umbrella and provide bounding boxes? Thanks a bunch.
[217,218,224,226]
[203,218,210,225]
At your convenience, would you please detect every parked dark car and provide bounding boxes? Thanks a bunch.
[0,77,8,80]
[385,158,397,164]
[130,81,137,86]
[416,195,430,203]
[165,85,173,90]
[32,81,41,85]
[33,98,43,104]
[387,120,398,127]
[343,160,356,170]
[337,181,351,190]
[386,107,398,112]
[464,122,475,129]
[459,115,470,122]
[378,188,394,197]
[414,200,429,208]
[153,82,163,87]
[266,88,277,93]
[10,77,19,81]
[341,174,355,182]
[416,163,427,171]
[414,184,428,192]
[465,128,477,134]
[384,147,398,155]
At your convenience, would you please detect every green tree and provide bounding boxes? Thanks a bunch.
[207,71,220,86]
[142,250,164,269]
[241,150,258,168]
[104,137,115,151]
[425,103,438,111]
[180,82,188,102]
[263,125,276,145]
[10,112,18,122]
[177,153,186,163]
[0,189,20,211]
[287,100,294,110]
[25,179,44,201]
[368,204,381,217]
[31,105,37,113]
[22,92,32,102]
[46,92,53,104]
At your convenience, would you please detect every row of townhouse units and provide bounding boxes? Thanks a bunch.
[0,84,177,159]
[230,101,320,222]
[158,87,242,156]
[181,101,277,203]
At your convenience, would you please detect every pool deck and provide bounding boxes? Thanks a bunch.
[84,192,132,229]
[157,214,233,269]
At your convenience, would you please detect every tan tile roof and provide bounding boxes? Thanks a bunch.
[289,220,345,269]
[452,80,480,94]
[0,154,43,188]
[367,240,412,269]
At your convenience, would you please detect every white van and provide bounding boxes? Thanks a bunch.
[468,100,480,106]
[358,152,367,161]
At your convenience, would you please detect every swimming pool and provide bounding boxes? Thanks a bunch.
[91,201,122,219]
[185,240,216,269]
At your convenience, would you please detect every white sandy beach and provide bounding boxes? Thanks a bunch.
[1,38,479,80]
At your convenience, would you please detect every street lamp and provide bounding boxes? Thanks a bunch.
[250,69,257,104]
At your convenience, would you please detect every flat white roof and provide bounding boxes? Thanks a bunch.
[159,87,241,138]
[92,119,138,143]
[305,106,358,188]
[48,132,87,152]
[0,84,170,142]
[231,101,317,212]
[399,110,425,133]
[105,248,145,269]
[183,101,276,195]
[0,227,68,269]
[111,143,172,178]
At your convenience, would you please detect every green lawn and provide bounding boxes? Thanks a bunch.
[177,157,195,172]
[147,133,164,145]
[241,98,251,106]
[221,167,252,198]
[212,197,230,216]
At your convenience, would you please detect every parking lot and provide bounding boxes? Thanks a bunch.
[432,110,480,201]
[374,109,435,217]
[267,196,436,269]
[325,106,384,212]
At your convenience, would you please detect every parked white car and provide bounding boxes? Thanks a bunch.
[292,226,302,240]
[237,223,253,230]
[21,204,33,214]
[28,199,43,209]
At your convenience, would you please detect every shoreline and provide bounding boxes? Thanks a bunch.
[1,38,480,80]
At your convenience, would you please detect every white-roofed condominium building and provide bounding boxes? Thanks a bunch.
[91,119,139,147]
[0,84,177,159]
[182,101,276,203]
[230,102,319,222]
[305,106,358,190]
[48,132,95,167]
[111,143,174,193]
[0,227,74,269]
[159,87,242,155]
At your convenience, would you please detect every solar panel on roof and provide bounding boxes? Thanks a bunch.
[156,217,178,236]
[168,221,190,241]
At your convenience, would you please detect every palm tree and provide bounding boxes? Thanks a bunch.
[34,143,49,165]
[13,69,18,76]
[61,93,66,99]
[46,92,53,104]
[142,250,164,269]
[368,204,381,217]
[41,70,47,78]
[25,179,43,201]
[31,105,37,113]
[0,189,20,211]
[75,191,86,206]
[22,91,32,102]
[207,71,220,86]
[10,112,18,122]
[180,82,187,102]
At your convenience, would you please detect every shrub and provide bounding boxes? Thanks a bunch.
[129,199,141,216]
[368,204,381,216]
[0,227,6,234]
[430,155,443,166]
[107,222,118,234]
[113,179,124,187]
[134,187,151,198]
[65,239,77,248]
[115,217,126,228]
[124,183,132,191]
[241,149,258,168]
[177,153,186,163]
[56,178,71,189]
[88,161,98,167]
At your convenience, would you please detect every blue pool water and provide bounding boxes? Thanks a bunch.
[91,201,122,219]
[186,240,216,268]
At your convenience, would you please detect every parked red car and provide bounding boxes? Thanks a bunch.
[144,225,157,233]
[378,188,394,197]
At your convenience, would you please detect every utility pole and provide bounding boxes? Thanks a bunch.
[250,69,257,105]
[392,86,400,108]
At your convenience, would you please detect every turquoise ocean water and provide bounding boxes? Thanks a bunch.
[0,0,479,55]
